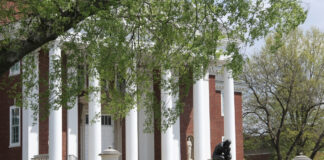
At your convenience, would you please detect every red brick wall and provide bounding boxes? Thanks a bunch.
[0,50,72,159]
[122,118,126,160]
[39,50,49,155]
[153,70,161,160]
[235,92,244,160]
[78,103,83,159]
[62,53,68,160]
[0,64,22,160]
[209,76,225,154]
[38,50,69,160]
[179,76,194,160]
[62,108,67,160]
[179,75,243,160]
[209,76,244,160]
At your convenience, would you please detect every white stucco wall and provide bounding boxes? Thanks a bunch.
[83,115,115,160]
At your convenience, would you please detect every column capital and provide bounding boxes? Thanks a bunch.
[48,39,63,50]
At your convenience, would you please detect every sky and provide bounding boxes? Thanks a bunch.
[243,0,324,56]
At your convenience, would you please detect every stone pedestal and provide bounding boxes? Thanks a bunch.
[31,154,49,160]
[293,153,311,160]
[99,147,121,160]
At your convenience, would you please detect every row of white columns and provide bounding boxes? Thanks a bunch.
[193,70,236,160]
[49,43,102,160]
[22,43,79,160]
[22,41,236,160]
[22,42,104,160]
[125,69,237,160]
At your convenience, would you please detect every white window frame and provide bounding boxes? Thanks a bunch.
[9,61,20,76]
[9,106,21,148]
[221,90,224,116]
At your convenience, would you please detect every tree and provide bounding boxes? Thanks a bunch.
[242,28,324,160]
[0,0,307,75]
[0,0,307,129]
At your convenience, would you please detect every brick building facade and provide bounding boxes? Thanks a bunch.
[0,50,244,160]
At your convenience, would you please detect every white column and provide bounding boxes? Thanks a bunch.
[22,52,39,160]
[125,108,138,160]
[223,68,236,160]
[193,72,211,160]
[49,42,62,160]
[161,70,181,160]
[138,107,154,160]
[67,66,78,158]
[126,67,138,160]
[88,68,102,160]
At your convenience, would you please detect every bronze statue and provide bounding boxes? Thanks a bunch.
[212,140,231,160]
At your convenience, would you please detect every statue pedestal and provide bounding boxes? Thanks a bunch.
[293,153,311,160]
[31,154,48,160]
[99,147,121,160]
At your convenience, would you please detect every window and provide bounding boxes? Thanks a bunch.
[9,106,20,147]
[85,114,89,124]
[221,90,224,116]
[101,115,112,126]
[9,61,20,76]
[85,114,112,126]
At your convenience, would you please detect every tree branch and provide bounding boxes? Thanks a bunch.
[310,130,324,159]
[0,0,112,75]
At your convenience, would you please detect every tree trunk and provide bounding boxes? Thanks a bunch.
[0,1,111,76]
[276,146,282,160]
[310,130,324,159]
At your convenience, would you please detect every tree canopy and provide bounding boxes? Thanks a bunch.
[242,28,324,160]
[0,0,307,130]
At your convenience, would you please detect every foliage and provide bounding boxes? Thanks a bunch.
[242,28,324,160]
[0,0,307,131]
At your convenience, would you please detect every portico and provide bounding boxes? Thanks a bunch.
[22,44,239,160]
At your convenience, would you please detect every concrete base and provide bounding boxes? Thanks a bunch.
[100,147,121,160]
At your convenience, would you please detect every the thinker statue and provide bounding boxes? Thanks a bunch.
[212,140,231,160]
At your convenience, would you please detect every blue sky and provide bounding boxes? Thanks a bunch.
[244,0,324,56]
